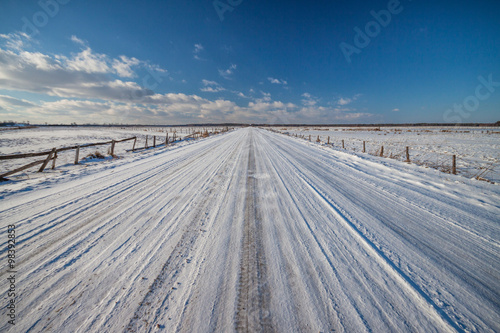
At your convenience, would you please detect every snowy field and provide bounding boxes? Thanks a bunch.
[272,126,500,183]
[0,126,227,181]
[1,127,499,332]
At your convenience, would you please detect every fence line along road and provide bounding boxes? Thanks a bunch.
[0,137,136,181]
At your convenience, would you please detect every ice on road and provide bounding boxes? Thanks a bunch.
[1,127,499,332]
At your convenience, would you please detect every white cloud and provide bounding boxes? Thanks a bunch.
[0,95,37,110]
[268,77,287,85]
[301,92,318,106]
[201,79,218,86]
[0,37,377,124]
[200,79,225,92]
[235,91,248,98]
[20,51,61,71]
[7,90,376,124]
[219,64,236,79]
[64,48,111,74]
[193,43,204,60]
[392,108,400,112]
[70,35,87,46]
[337,97,351,106]
[293,105,374,123]
[248,100,292,112]
[0,45,169,102]
[258,91,272,102]
[112,55,141,78]
[0,32,31,51]
[336,94,361,106]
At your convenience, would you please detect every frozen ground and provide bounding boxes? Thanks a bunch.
[273,126,500,183]
[1,127,499,332]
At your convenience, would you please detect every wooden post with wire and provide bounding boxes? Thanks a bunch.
[363,141,366,153]
[405,146,410,162]
[75,146,80,164]
[39,148,56,172]
[452,155,456,174]
[51,151,58,169]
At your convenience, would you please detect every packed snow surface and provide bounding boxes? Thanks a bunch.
[1,127,499,332]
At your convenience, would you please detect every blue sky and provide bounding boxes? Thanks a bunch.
[0,0,499,124]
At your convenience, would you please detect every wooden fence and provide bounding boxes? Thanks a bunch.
[0,137,136,180]
[273,130,466,177]
[0,127,232,181]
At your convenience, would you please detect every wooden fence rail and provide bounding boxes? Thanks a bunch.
[0,137,136,160]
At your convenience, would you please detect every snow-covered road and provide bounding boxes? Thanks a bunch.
[1,127,499,332]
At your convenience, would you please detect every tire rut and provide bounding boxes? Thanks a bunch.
[236,133,274,333]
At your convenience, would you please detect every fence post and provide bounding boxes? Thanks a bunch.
[39,148,56,172]
[132,137,137,151]
[363,141,366,153]
[309,135,311,141]
[316,135,321,143]
[342,139,345,149]
[51,151,58,170]
[145,136,148,149]
[405,146,410,162]
[452,155,456,174]
[111,140,115,156]
[165,133,169,146]
[380,146,384,157]
[153,136,156,148]
[327,136,330,144]
[75,146,80,164]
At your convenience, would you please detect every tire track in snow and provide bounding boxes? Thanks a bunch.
[125,135,244,332]
[171,137,247,332]
[257,129,460,331]
[252,133,343,332]
[290,161,463,332]
[236,134,274,333]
